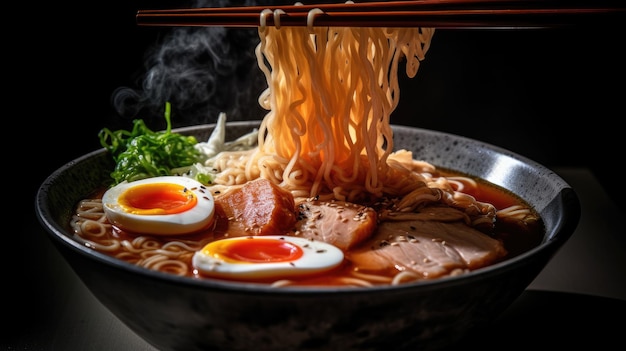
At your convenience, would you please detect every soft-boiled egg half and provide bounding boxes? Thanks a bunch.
[102,176,215,235]
[193,236,344,280]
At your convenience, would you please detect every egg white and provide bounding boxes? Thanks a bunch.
[102,176,215,235]
[192,235,345,280]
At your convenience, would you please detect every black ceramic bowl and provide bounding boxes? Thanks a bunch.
[35,121,580,351]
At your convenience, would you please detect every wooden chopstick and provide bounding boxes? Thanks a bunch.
[137,0,622,15]
[136,0,626,29]
[137,0,557,14]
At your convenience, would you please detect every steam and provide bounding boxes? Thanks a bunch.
[112,0,272,127]
[111,0,344,127]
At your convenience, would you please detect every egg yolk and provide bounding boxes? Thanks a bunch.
[204,238,304,264]
[118,182,198,215]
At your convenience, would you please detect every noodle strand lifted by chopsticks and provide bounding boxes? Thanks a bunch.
[210,20,435,202]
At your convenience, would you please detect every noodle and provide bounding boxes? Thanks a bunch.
[70,198,213,277]
[208,20,435,203]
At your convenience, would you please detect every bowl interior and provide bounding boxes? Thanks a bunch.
[36,121,580,287]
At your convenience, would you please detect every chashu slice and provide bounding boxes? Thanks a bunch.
[213,178,296,237]
[347,218,508,280]
[294,199,377,251]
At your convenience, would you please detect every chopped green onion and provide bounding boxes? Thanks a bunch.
[98,102,202,185]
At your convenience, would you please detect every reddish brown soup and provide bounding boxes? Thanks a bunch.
[69,168,544,287]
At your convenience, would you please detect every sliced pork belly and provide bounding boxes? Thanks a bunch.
[294,199,377,251]
[347,217,507,280]
[213,178,297,237]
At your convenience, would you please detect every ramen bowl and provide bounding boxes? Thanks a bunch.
[35,121,580,351]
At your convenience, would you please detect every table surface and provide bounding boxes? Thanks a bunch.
[8,167,626,350]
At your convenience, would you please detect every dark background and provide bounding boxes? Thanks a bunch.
[21,1,625,212]
[9,1,625,347]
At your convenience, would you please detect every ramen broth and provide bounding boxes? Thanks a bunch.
[69,166,544,287]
